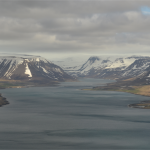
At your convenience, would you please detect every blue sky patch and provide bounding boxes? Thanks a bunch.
[141,6,150,15]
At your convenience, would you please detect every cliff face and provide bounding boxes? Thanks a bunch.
[0,94,9,107]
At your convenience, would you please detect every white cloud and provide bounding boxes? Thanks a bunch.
[0,1,150,57]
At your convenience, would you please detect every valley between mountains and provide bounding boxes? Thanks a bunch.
[1,54,150,108]
[54,55,150,109]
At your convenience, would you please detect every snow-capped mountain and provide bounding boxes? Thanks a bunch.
[0,55,73,81]
[54,55,150,80]
[52,56,88,70]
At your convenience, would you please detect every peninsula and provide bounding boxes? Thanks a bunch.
[83,79,150,109]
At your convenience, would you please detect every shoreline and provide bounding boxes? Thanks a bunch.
[128,100,150,109]
[2,78,150,109]
[0,93,9,107]
[83,85,150,97]
[0,79,77,108]
[82,85,150,109]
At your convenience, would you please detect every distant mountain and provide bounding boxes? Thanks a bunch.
[0,55,74,81]
[54,55,150,81]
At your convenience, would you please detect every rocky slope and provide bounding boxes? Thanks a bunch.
[0,94,9,107]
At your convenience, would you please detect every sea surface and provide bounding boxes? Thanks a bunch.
[0,78,150,150]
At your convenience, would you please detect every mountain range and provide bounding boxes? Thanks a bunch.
[54,55,150,85]
[1,54,150,86]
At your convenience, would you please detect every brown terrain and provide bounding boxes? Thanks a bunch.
[83,78,150,109]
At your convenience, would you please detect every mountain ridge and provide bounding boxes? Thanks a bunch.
[54,55,150,83]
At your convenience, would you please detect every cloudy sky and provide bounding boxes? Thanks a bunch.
[0,0,150,59]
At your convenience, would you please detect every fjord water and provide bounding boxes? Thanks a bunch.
[0,78,150,150]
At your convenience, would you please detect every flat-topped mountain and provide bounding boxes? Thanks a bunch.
[0,55,74,82]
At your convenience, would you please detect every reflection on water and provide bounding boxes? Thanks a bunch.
[0,78,150,149]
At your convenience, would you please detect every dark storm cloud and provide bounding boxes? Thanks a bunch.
[0,0,150,55]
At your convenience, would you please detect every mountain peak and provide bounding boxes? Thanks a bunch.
[88,56,100,63]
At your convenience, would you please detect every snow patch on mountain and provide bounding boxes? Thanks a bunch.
[41,67,49,74]
[53,68,63,73]
[52,57,88,71]
[106,58,136,69]
[25,63,32,77]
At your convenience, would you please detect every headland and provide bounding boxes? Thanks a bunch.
[0,94,9,107]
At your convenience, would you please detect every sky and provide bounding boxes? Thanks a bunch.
[0,0,150,59]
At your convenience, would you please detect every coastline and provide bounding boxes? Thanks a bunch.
[0,79,77,108]
[2,77,150,109]
[82,85,150,109]
[0,93,9,107]
[83,85,150,97]
[0,80,59,108]
[128,101,150,109]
